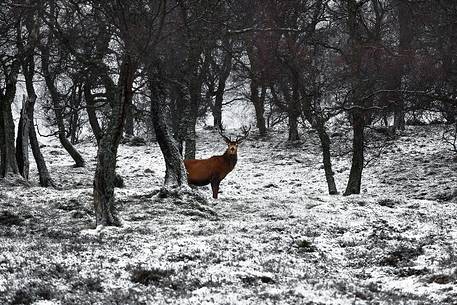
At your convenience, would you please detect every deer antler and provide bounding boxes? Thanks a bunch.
[235,125,251,143]
[218,127,232,143]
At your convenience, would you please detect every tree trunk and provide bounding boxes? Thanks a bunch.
[213,43,232,130]
[124,103,134,137]
[29,122,54,187]
[316,124,338,194]
[69,84,82,144]
[288,84,300,141]
[0,60,20,178]
[300,89,338,195]
[16,11,53,186]
[251,80,267,136]
[16,95,30,179]
[184,87,199,160]
[149,77,188,187]
[344,111,365,195]
[93,55,136,227]
[24,64,53,187]
[344,0,365,196]
[393,0,413,131]
[213,92,223,130]
[84,84,103,144]
[41,46,85,167]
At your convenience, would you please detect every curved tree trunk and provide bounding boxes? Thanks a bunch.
[316,124,338,195]
[23,48,54,187]
[300,89,338,195]
[84,84,103,144]
[30,123,54,187]
[93,55,137,227]
[41,45,85,167]
[149,77,188,187]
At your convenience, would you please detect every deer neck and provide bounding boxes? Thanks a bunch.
[223,150,237,169]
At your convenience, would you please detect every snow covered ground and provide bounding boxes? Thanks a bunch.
[0,125,456,304]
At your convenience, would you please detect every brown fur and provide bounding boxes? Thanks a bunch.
[184,143,238,199]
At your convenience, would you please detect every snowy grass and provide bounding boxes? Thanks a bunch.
[1,125,456,304]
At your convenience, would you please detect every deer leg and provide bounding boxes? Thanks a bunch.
[211,179,220,199]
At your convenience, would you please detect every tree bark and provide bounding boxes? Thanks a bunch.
[124,103,134,137]
[344,111,364,195]
[84,84,103,144]
[16,95,30,179]
[93,55,136,227]
[29,122,54,187]
[213,42,232,130]
[344,0,366,196]
[288,83,300,141]
[184,87,199,160]
[316,124,338,194]
[393,0,413,131]
[251,80,267,136]
[22,41,54,187]
[69,83,83,144]
[0,59,20,178]
[300,89,338,195]
[41,45,85,167]
[149,76,188,187]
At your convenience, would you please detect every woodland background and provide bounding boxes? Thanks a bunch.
[1,1,457,304]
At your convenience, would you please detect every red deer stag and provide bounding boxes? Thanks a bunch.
[184,126,251,199]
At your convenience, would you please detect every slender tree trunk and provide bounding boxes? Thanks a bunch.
[344,112,364,195]
[184,87,199,160]
[84,84,103,143]
[16,95,30,179]
[251,80,267,136]
[149,77,188,186]
[393,0,413,131]
[344,0,366,196]
[69,84,82,144]
[288,84,300,141]
[41,46,85,167]
[15,10,53,186]
[316,124,338,194]
[24,62,53,186]
[29,122,54,187]
[124,103,134,137]
[213,42,232,130]
[93,55,136,227]
[300,90,338,195]
[213,92,223,130]
[0,60,20,178]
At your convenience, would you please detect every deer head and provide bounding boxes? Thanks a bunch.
[218,125,251,157]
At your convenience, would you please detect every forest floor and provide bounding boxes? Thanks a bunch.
[1,124,457,305]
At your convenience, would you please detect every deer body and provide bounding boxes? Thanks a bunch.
[184,127,249,199]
